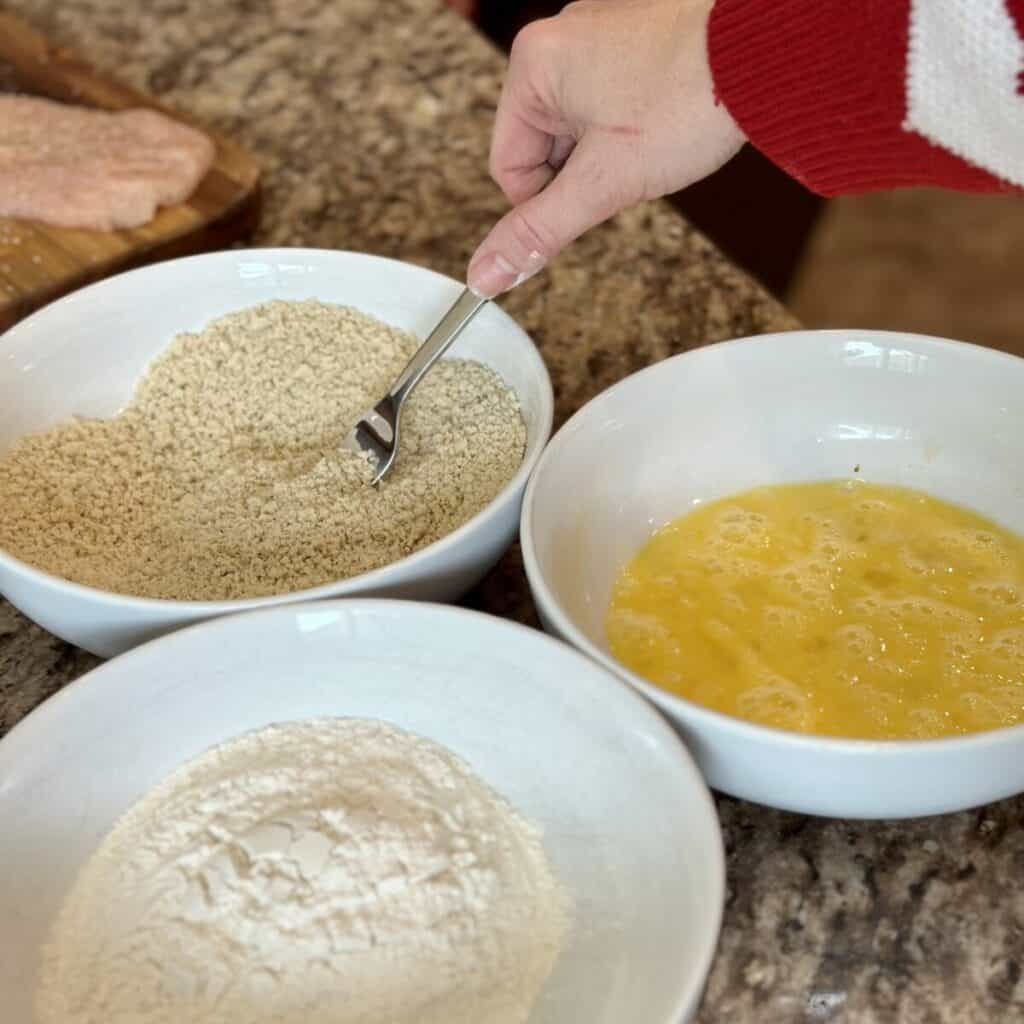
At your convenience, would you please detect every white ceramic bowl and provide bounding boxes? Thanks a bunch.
[0,600,724,1024]
[522,329,1024,819]
[0,249,553,657]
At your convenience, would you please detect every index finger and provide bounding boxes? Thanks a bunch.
[488,32,573,205]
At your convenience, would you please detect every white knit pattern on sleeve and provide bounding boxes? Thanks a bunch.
[905,0,1024,188]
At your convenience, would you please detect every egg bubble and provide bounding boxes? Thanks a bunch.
[819,541,843,560]
[736,677,812,731]
[851,595,881,617]
[964,530,1013,567]
[834,623,878,659]
[762,604,807,632]
[944,630,983,661]
[886,595,971,628]
[906,707,948,739]
[959,689,1005,727]
[898,545,938,577]
[968,581,1019,609]
[711,507,769,548]
[856,499,892,515]
[935,528,1012,575]
[987,683,1024,724]
[991,626,1024,666]
[866,690,906,735]
[607,608,670,649]
[802,558,830,579]
[771,560,831,604]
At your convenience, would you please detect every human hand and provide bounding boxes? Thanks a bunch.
[467,0,746,298]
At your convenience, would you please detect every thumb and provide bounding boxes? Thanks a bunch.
[468,139,633,298]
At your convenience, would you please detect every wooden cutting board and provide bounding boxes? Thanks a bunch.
[0,12,261,331]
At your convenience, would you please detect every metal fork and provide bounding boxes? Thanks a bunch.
[343,286,489,484]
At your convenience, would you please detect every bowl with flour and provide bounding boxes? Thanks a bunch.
[0,600,725,1024]
[0,249,552,656]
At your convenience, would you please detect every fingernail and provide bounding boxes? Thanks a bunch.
[468,253,520,299]
[468,250,548,298]
[515,250,547,288]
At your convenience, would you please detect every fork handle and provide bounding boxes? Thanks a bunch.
[389,287,489,406]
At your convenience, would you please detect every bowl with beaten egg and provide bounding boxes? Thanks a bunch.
[521,329,1024,818]
[0,248,552,656]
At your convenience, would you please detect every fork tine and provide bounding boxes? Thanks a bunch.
[344,399,399,484]
[339,289,488,485]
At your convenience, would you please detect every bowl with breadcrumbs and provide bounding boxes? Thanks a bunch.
[0,249,552,656]
[522,329,1024,820]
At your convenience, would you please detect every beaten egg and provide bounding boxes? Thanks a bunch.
[606,481,1024,739]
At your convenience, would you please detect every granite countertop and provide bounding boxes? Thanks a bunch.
[1,1,1022,1021]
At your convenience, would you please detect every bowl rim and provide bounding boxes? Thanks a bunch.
[521,327,1024,757]
[0,248,555,610]
[0,598,727,1024]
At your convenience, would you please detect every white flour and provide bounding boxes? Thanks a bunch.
[35,719,569,1024]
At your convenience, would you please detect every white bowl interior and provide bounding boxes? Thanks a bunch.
[0,249,549,455]
[523,330,1024,817]
[0,601,724,1024]
[530,330,1024,652]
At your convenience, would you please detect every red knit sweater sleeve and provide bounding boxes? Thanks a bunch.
[707,0,1024,196]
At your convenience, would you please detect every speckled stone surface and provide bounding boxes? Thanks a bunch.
[1,1,1022,1021]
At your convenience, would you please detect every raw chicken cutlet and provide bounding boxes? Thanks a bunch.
[0,95,215,230]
